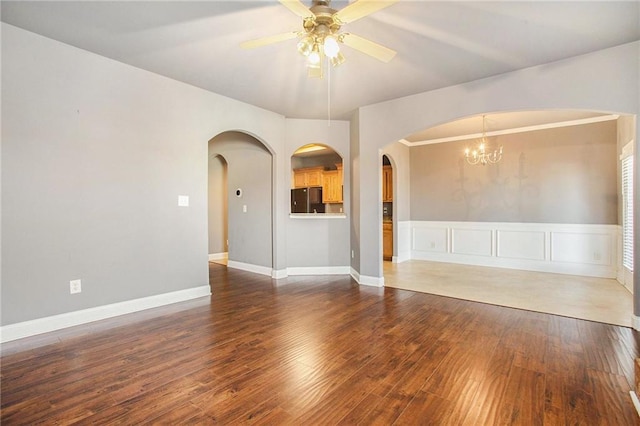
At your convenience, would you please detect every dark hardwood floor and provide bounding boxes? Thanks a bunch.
[2,263,640,424]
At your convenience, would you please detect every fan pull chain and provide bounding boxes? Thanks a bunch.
[327,59,331,127]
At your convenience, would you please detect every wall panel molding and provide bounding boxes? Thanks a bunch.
[410,221,618,278]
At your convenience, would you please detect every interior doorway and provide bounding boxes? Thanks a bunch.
[382,155,393,262]
[208,131,274,276]
[208,154,228,266]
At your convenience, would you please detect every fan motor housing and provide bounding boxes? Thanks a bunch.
[305,0,341,35]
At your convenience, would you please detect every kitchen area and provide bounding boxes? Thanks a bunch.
[291,144,344,215]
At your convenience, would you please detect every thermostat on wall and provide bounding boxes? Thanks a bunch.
[235,188,242,198]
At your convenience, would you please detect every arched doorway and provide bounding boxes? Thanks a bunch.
[382,154,393,262]
[208,131,273,276]
[208,154,228,265]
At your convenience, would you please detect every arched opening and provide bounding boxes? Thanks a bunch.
[383,109,636,326]
[382,154,393,262]
[208,131,273,276]
[291,143,344,214]
[208,154,228,265]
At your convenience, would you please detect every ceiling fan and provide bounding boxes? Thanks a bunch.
[240,0,398,78]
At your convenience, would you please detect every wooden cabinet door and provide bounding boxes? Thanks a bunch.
[293,171,307,188]
[322,170,341,203]
[383,222,393,260]
[307,169,323,187]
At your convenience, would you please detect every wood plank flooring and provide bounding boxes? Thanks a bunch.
[2,263,640,424]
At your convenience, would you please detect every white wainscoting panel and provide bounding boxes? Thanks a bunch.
[551,232,612,265]
[410,221,618,278]
[451,228,493,257]
[412,226,448,253]
[395,221,412,263]
[497,230,546,261]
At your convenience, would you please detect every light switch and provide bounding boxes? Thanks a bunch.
[178,195,189,207]
[242,204,247,213]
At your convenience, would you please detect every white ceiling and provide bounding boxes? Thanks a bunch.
[2,1,639,140]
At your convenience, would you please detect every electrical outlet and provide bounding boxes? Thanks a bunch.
[70,279,82,294]
[351,250,355,259]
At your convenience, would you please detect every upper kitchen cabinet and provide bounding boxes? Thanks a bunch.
[293,166,324,188]
[322,164,343,203]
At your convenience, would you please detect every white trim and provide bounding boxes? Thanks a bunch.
[351,267,384,287]
[395,220,412,263]
[350,267,361,284]
[272,269,288,279]
[226,260,272,277]
[630,392,640,418]
[410,221,618,278]
[287,266,351,276]
[632,315,640,332]
[406,114,620,146]
[0,285,211,343]
[289,213,346,219]
[208,252,228,261]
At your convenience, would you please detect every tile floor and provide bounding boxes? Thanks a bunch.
[383,260,634,327]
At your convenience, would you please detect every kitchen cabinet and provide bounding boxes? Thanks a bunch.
[293,167,324,188]
[322,164,343,203]
[383,221,393,261]
[382,165,393,202]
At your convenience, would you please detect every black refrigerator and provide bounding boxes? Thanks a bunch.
[291,187,325,213]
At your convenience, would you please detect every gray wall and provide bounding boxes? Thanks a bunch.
[410,121,618,224]
[1,23,287,326]
[353,41,639,284]
[209,132,272,269]
[286,119,351,268]
[208,155,227,255]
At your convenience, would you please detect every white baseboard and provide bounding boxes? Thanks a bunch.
[208,252,228,261]
[350,268,384,287]
[288,266,351,276]
[393,253,410,263]
[272,269,288,279]
[227,260,273,277]
[0,285,211,343]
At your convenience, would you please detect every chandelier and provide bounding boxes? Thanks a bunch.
[464,115,503,166]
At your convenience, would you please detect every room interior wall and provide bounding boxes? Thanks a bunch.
[1,23,287,327]
[409,120,618,224]
[353,41,639,290]
[208,155,227,256]
[350,111,361,277]
[209,132,272,269]
[285,119,350,270]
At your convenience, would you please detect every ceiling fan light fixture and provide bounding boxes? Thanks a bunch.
[297,36,314,57]
[307,44,321,65]
[323,35,340,58]
[330,51,345,67]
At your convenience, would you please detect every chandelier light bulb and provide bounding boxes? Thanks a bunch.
[464,115,503,166]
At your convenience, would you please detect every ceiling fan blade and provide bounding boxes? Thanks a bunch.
[334,0,398,24]
[340,33,396,63]
[240,31,300,49]
[279,0,314,18]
